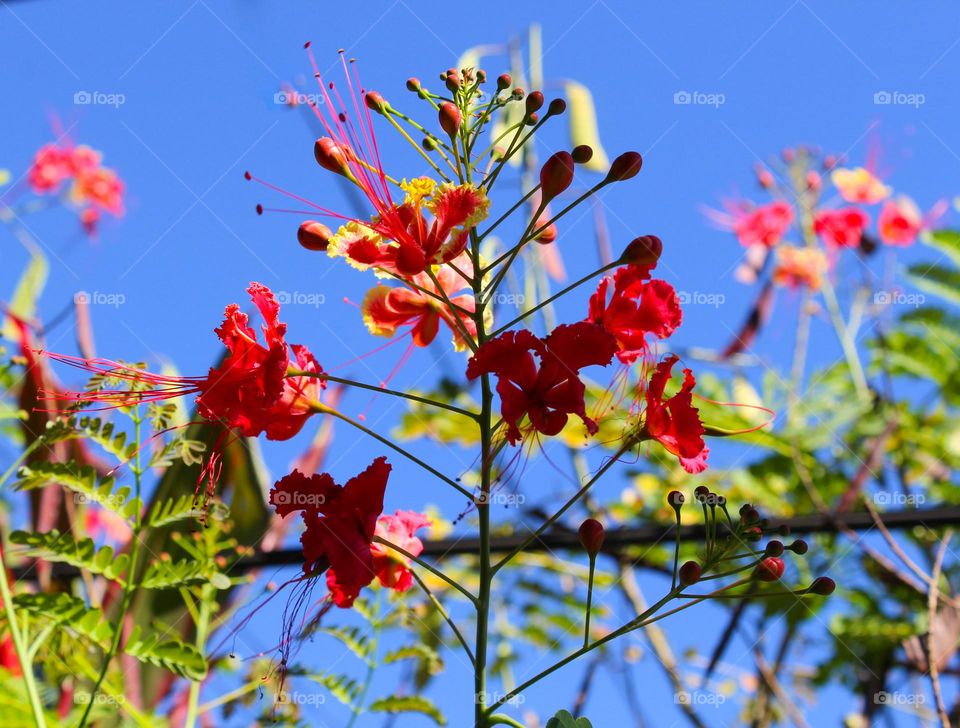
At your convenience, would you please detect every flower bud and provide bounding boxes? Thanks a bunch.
[547,98,566,116]
[511,88,525,101]
[365,91,389,114]
[533,220,557,245]
[572,145,594,165]
[605,151,643,183]
[754,557,785,582]
[525,91,544,115]
[666,490,684,510]
[805,170,821,191]
[764,540,784,557]
[496,73,512,91]
[526,113,538,126]
[741,506,760,524]
[297,221,332,251]
[694,485,710,503]
[439,102,462,136]
[809,576,836,596]
[406,77,421,92]
[620,235,663,266]
[744,526,763,542]
[445,73,461,93]
[678,561,702,586]
[578,518,605,557]
[476,69,487,84]
[787,539,808,555]
[539,151,575,202]
[314,137,353,176]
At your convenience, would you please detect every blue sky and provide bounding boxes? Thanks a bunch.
[2,0,960,725]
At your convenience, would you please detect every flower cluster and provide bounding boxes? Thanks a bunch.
[27,142,124,235]
[710,147,944,293]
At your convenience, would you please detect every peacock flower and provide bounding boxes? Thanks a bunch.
[772,245,827,291]
[831,166,891,205]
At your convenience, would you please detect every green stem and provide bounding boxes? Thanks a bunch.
[0,544,47,728]
[820,277,870,401]
[290,370,478,420]
[183,583,214,728]
[410,569,475,665]
[78,410,146,728]
[583,557,596,648]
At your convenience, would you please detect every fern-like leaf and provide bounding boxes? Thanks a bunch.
[125,626,207,680]
[9,531,129,581]
[13,593,113,649]
[369,695,447,725]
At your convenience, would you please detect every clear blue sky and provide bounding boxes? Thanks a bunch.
[2,1,959,725]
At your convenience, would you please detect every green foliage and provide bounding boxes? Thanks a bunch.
[546,709,592,728]
[9,531,129,581]
[13,593,113,649]
[14,462,141,521]
[368,695,447,725]
[125,626,207,680]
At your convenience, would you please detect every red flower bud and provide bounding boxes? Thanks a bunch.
[525,91,544,115]
[439,102,462,137]
[744,526,763,542]
[741,506,760,524]
[445,74,461,93]
[679,561,702,586]
[754,557,785,582]
[667,490,685,510]
[526,113,539,126]
[809,576,836,596]
[533,220,557,245]
[578,518,605,557]
[547,98,566,116]
[788,539,808,555]
[605,151,643,182]
[511,88,525,101]
[539,151,575,202]
[314,137,353,176]
[476,69,487,83]
[694,485,710,503]
[620,235,663,266]
[365,91,389,113]
[497,73,512,91]
[297,221,332,251]
[572,145,594,164]
[764,540,784,557]
[406,77,421,92]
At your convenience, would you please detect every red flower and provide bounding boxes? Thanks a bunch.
[813,207,869,248]
[466,322,618,444]
[270,457,391,608]
[732,201,794,248]
[877,196,923,247]
[641,355,708,473]
[44,283,324,441]
[587,265,682,364]
[370,510,431,592]
[361,253,481,351]
[28,144,74,193]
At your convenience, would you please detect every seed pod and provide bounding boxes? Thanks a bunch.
[679,561,702,586]
[439,102,462,137]
[754,557,785,582]
[605,151,643,183]
[297,221,332,251]
[539,151,575,202]
[578,519,606,557]
[620,235,663,266]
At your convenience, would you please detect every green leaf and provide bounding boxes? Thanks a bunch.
[546,709,592,728]
[309,672,360,708]
[42,415,137,461]
[13,593,114,649]
[382,644,443,675]
[924,228,960,267]
[565,81,609,172]
[369,695,447,726]
[319,626,370,661]
[146,494,205,529]
[14,462,140,521]
[9,531,129,581]
[125,626,207,680]
[140,559,221,590]
[2,251,48,341]
[905,263,960,307]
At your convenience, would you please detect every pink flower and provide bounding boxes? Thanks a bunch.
[732,201,794,248]
[370,511,432,592]
[814,207,869,248]
[877,196,924,246]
